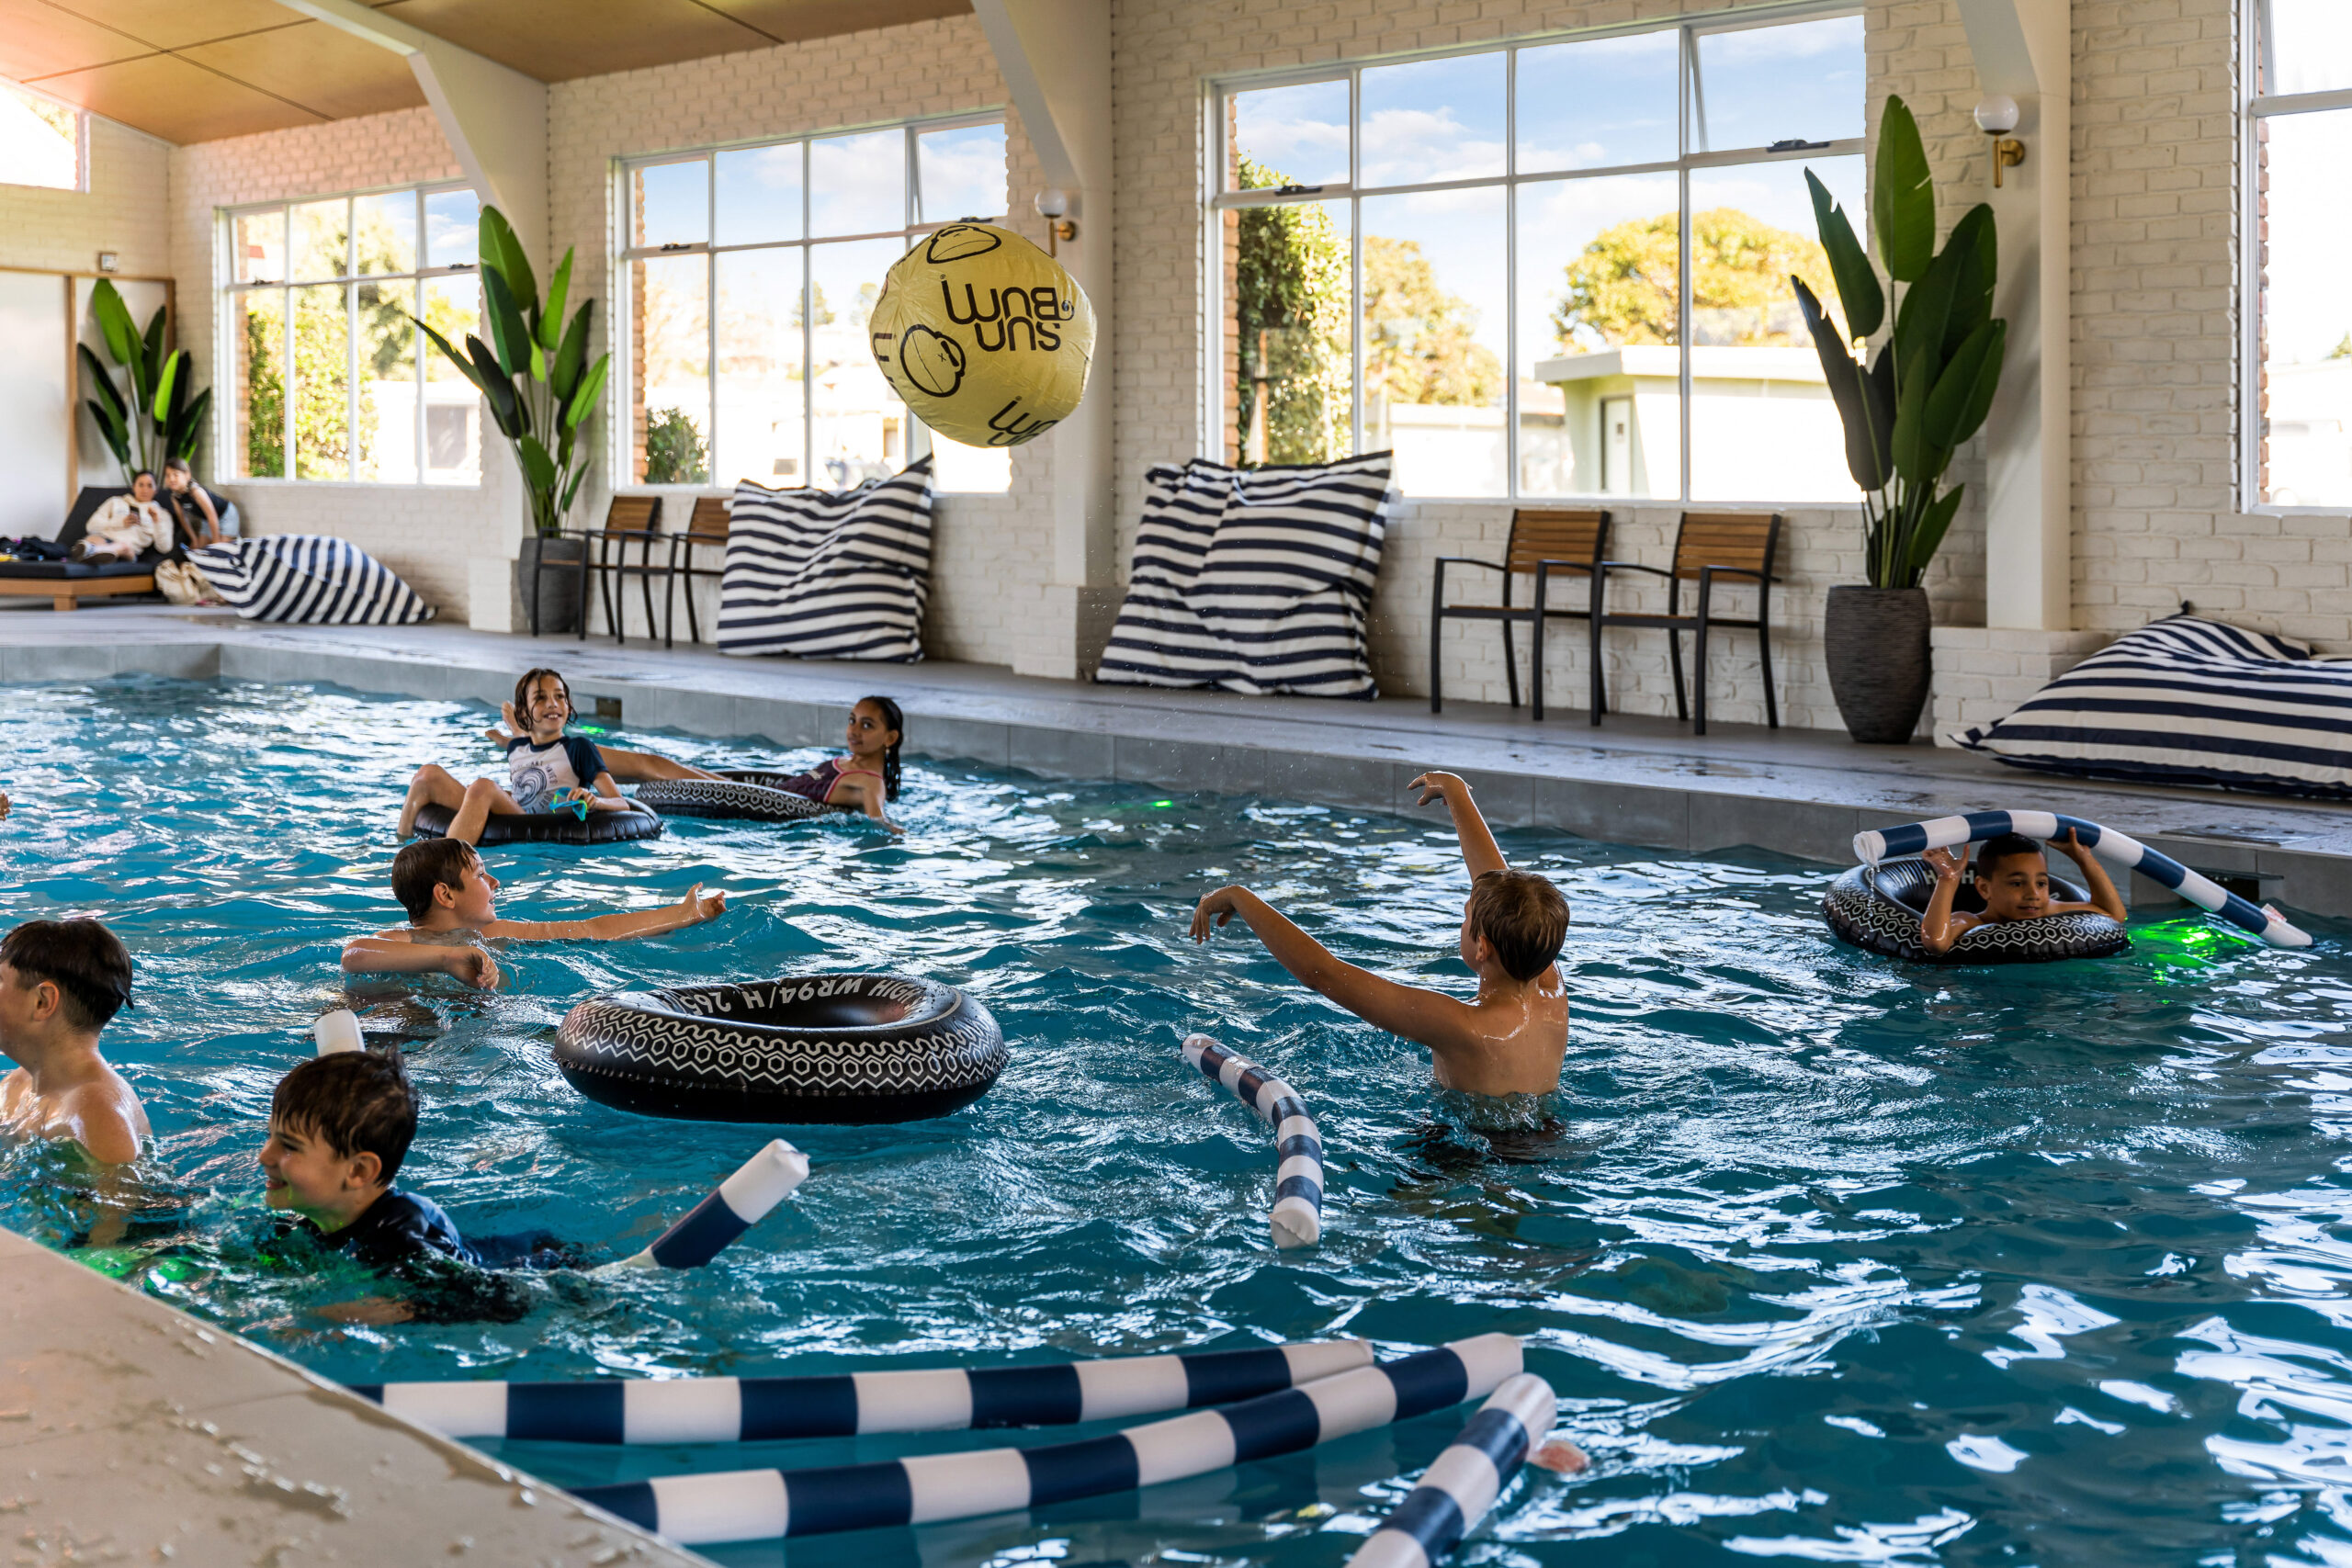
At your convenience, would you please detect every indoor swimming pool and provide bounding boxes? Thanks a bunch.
[5,675,2350,1567]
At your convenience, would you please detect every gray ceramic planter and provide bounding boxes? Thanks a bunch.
[1824,584,1931,743]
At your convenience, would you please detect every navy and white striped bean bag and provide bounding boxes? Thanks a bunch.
[189,535,435,625]
[1958,615,2352,798]
[1096,452,1391,697]
[716,458,933,662]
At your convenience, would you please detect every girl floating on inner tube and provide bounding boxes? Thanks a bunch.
[397,669,633,844]
[1919,830,2126,955]
[755,696,905,830]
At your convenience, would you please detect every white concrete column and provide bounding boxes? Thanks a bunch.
[974,0,1116,679]
[1958,0,2070,632]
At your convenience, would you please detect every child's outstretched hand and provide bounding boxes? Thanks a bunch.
[1924,846,1965,883]
[1411,771,1468,807]
[0,791,12,819]
[679,884,727,925]
[1190,886,1246,942]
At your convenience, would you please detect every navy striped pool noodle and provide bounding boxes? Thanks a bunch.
[1183,1034,1324,1247]
[1350,1373,1555,1568]
[569,1335,1521,1544]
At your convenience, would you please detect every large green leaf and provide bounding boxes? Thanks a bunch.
[1905,483,1967,585]
[150,351,180,422]
[517,434,557,494]
[169,388,211,462]
[1890,338,1940,486]
[140,306,166,384]
[540,249,572,353]
[1938,205,1997,360]
[560,464,589,515]
[1806,169,1883,341]
[77,344,126,425]
[480,265,533,379]
[466,334,525,437]
[1860,341,1896,489]
[1892,237,1962,393]
[1871,95,1935,282]
[87,279,137,369]
[1795,277,1887,491]
[1922,318,2007,451]
[549,302,590,401]
[412,315,482,391]
[562,354,609,431]
[479,205,537,315]
[84,398,129,468]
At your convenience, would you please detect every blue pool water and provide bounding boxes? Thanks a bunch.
[6,675,2352,1567]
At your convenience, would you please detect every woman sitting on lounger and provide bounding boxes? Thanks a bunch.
[71,472,173,563]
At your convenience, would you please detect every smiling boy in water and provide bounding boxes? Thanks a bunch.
[1189,772,1570,1099]
[341,839,726,987]
[1918,829,2126,955]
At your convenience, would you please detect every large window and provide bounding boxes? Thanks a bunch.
[618,115,1010,494]
[0,84,81,192]
[221,184,483,485]
[2245,0,2352,507]
[1211,8,1866,502]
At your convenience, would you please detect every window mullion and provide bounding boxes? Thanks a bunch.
[802,141,813,491]
[1505,44,1519,501]
[1678,28,1694,504]
[707,152,719,486]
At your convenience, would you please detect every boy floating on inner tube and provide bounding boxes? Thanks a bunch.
[341,839,726,987]
[1918,830,2127,955]
[1188,772,1570,1100]
[396,667,635,844]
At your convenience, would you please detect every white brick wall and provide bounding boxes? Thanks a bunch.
[0,118,172,278]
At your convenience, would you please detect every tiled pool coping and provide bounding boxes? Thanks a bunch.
[6,606,2351,917]
[0,1224,708,1565]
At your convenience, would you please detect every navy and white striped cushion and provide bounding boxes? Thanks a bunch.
[1958,615,2352,798]
[716,458,933,662]
[188,536,435,625]
[1096,453,1391,698]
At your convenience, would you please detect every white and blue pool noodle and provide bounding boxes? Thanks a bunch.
[1854,810,2312,949]
[1349,1372,1556,1568]
[568,1334,1522,1546]
[358,1338,1374,1444]
[1182,1033,1323,1248]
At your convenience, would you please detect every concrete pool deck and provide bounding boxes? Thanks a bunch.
[5,603,2350,916]
[0,1224,708,1565]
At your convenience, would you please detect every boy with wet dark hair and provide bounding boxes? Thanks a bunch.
[342,838,726,987]
[1189,771,1571,1099]
[1919,829,2126,954]
[261,1051,563,1324]
[0,919,148,1166]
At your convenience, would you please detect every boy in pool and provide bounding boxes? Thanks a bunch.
[396,667,633,844]
[1918,829,2127,955]
[1189,772,1570,1100]
[341,839,726,987]
[0,919,148,1167]
[261,1049,561,1324]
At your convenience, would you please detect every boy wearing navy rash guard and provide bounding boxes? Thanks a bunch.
[260,1051,566,1323]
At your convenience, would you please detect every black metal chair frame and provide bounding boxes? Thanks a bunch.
[571,499,666,645]
[661,500,731,649]
[1429,511,1611,723]
[1589,513,1782,736]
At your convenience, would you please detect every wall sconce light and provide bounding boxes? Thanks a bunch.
[1973,95,2027,188]
[1035,187,1078,256]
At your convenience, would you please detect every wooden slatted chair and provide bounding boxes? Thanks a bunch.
[1589,511,1783,735]
[1429,507,1611,721]
[660,495,732,647]
[572,494,663,644]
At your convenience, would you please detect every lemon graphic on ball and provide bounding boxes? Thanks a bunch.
[868,221,1096,448]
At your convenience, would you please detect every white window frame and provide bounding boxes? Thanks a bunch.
[216,180,481,487]
[1202,0,1866,505]
[2238,0,2352,513]
[613,109,1009,492]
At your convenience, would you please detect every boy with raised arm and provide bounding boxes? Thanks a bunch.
[342,839,726,988]
[0,919,148,1167]
[1189,772,1571,1099]
[1917,829,2127,955]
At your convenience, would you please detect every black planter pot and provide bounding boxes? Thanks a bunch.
[1824,584,1932,743]
[518,534,585,637]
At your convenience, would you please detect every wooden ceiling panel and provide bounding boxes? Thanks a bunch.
[38,52,323,142]
[34,0,304,51]
[702,0,973,47]
[180,23,426,120]
[372,0,774,81]
[0,0,150,83]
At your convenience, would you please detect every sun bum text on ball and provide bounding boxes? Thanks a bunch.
[938,283,1077,352]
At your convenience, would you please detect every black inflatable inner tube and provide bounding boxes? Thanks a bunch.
[413,802,663,846]
[1823,860,2129,964]
[631,772,839,823]
[554,974,1006,1124]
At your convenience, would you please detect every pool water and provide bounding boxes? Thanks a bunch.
[6,675,2352,1568]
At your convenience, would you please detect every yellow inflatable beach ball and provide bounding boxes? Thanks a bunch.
[868,222,1096,449]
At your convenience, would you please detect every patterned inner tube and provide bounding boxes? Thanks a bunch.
[554,974,1007,1124]
[630,771,839,823]
[1823,860,2130,964]
[413,801,663,846]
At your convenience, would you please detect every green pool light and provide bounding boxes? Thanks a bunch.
[1153,799,1174,808]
